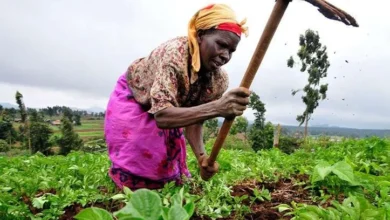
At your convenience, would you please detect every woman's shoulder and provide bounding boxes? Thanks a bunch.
[149,36,189,69]
[153,36,188,57]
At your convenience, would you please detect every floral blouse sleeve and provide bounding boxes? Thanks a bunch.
[148,63,180,114]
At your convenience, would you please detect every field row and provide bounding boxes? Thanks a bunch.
[1,137,389,219]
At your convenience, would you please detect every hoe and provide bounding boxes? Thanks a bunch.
[205,0,359,177]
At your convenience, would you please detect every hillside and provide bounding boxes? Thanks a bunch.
[282,125,390,138]
[215,118,390,138]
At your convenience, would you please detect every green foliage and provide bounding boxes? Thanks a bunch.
[230,116,248,135]
[248,92,266,128]
[15,91,27,124]
[74,114,82,126]
[247,91,273,151]
[28,109,54,155]
[207,135,252,152]
[0,117,18,144]
[311,160,361,195]
[278,194,389,220]
[82,138,107,152]
[29,109,44,123]
[63,107,73,122]
[287,29,330,138]
[249,122,274,151]
[1,137,390,219]
[76,187,195,220]
[0,152,115,219]
[30,122,53,155]
[278,136,303,154]
[0,140,10,153]
[2,108,17,121]
[74,207,113,220]
[202,118,218,142]
[15,91,30,149]
[57,116,83,155]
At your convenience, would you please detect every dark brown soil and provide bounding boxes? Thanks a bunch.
[20,175,340,220]
[192,174,319,220]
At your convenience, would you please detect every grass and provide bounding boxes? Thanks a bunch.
[78,131,104,137]
[12,119,105,140]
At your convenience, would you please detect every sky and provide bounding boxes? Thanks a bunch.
[0,0,389,129]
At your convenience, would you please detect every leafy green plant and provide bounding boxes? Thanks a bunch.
[250,186,271,205]
[277,194,389,220]
[1,137,390,219]
[76,187,195,220]
[311,160,361,195]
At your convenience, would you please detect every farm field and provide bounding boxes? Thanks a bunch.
[1,137,389,219]
[13,119,104,140]
[72,120,104,139]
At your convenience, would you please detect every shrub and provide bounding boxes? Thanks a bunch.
[248,122,274,152]
[277,136,303,154]
[0,139,10,152]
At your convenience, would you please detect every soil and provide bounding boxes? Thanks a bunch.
[191,174,331,220]
[20,174,341,220]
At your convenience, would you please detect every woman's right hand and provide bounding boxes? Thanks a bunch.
[216,87,250,119]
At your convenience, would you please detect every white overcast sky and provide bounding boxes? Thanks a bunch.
[0,0,389,129]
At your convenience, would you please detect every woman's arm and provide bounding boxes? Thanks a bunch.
[154,87,250,129]
[185,122,206,160]
[155,100,219,128]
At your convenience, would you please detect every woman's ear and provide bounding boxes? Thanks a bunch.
[196,30,204,44]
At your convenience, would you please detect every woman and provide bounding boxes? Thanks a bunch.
[104,3,250,190]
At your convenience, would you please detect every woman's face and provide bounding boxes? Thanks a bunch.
[197,29,240,72]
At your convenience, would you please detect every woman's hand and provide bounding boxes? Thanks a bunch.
[216,87,250,119]
[198,154,219,181]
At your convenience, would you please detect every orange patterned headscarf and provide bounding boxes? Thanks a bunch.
[188,4,248,84]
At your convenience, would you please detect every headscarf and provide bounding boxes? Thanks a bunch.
[188,4,248,84]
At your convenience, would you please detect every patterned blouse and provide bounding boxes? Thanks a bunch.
[126,36,229,114]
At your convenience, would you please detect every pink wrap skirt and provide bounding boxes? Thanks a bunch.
[104,73,191,190]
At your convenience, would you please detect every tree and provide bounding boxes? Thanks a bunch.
[15,91,27,123]
[47,107,55,118]
[248,91,274,151]
[287,29,330,139]
[249,122,274,152]
[203,118,219,142]
[62,107,73,122]
[29,110,53,155]
[5,108,17,120]
[57,115,83,155]
[74,114,82,126]
[0,116,18,145]
[249,92,266,128]
[15,91,31,150]
[230,116,248,135]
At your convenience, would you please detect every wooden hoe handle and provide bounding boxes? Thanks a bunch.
[207,0,291,166]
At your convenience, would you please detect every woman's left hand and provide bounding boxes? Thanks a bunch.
[198,154,219,181]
